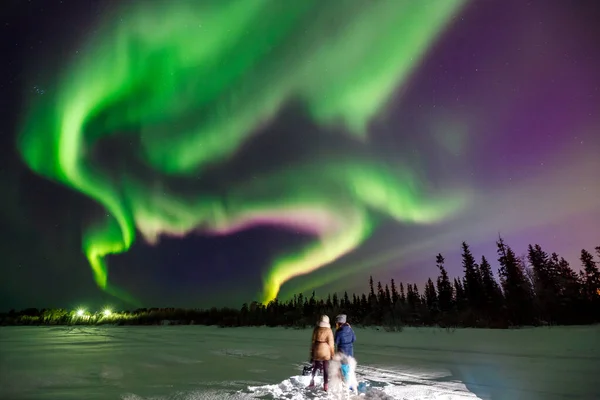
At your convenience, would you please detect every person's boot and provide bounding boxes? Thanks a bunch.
[323,383,328,391]
[308,379,315,388]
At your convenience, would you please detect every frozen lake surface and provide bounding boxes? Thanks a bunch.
[0,325,598,399]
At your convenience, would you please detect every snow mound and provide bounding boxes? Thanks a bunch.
[121,390,250,399]
[244,364,481,399]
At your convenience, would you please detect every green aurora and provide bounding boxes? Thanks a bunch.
[18,0,468,304]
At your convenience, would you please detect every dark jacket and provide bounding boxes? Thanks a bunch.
[334,323,356,357]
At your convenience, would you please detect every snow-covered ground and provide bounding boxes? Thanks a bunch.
[0,325,597,399]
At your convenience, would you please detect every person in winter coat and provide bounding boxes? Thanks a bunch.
[334,314,356,357]
[308,315,335,391]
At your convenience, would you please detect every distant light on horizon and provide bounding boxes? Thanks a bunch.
[103,309,112,316]
[76,309,85,317]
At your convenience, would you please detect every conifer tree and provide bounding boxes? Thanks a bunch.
[435,253,454,313]
[461,242,484,311]
[406,284,416,310]
[453,278,466,311]
[326,294,332,309]
[497,237,533,325]
[479,255,503,315]
[424,278,438,313]
[399,282,406,304]
[332,293,339,309]
[360,294,368,309]
[385,284,392,306]
[369,276,377,306]
[308,291,317,317]
[550,253,581,323]
[580,249,600,300]
[413,284,421,305]
[391,279,400,305]
[528,244,559,323]
[377,281,385,305]
[343,291,350,309]
[580,249,600,322]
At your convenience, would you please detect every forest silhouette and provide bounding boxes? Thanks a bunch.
[3,237,599,329]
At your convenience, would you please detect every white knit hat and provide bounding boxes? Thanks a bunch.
[318,315,330,328]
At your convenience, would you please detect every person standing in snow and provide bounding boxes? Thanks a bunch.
[308,315,335,391]
[334,314,356,357]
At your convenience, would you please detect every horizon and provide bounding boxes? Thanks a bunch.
[4,239,597,313]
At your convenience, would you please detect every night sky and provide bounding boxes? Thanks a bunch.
[1,0,599,311]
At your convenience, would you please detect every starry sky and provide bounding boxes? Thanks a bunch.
[1,0,599,311]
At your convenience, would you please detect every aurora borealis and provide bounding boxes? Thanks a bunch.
[1,0,599,309]
[16,0,468,304]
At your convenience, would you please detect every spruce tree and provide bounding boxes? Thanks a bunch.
[453,278,466,311]
[580,249,600,322]
[332,293,339,309]
[360,294,368,310]
[435,253,454,313]
[350,294,358,317]
[326,294,333,309]
[479,255,503,316]
[461,242,484,312]
[407,284,416,310]
[497,237,534,325]
[413,284,422,306]
[308,291,317,318]
[424,278,438,313]
[551,253,582,323]
[343,291,350,309]
[377,281,385,305]
[385,284,392,306]
[391,279,399,305]
[399,282,406,304]
[580,249,600,300]
[528,244,559,324]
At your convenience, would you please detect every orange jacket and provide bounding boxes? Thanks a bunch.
[311,326,335,361]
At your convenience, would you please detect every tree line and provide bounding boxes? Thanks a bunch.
[2,238,599,329]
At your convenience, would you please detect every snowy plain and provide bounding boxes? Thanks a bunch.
[0,325,598,400]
